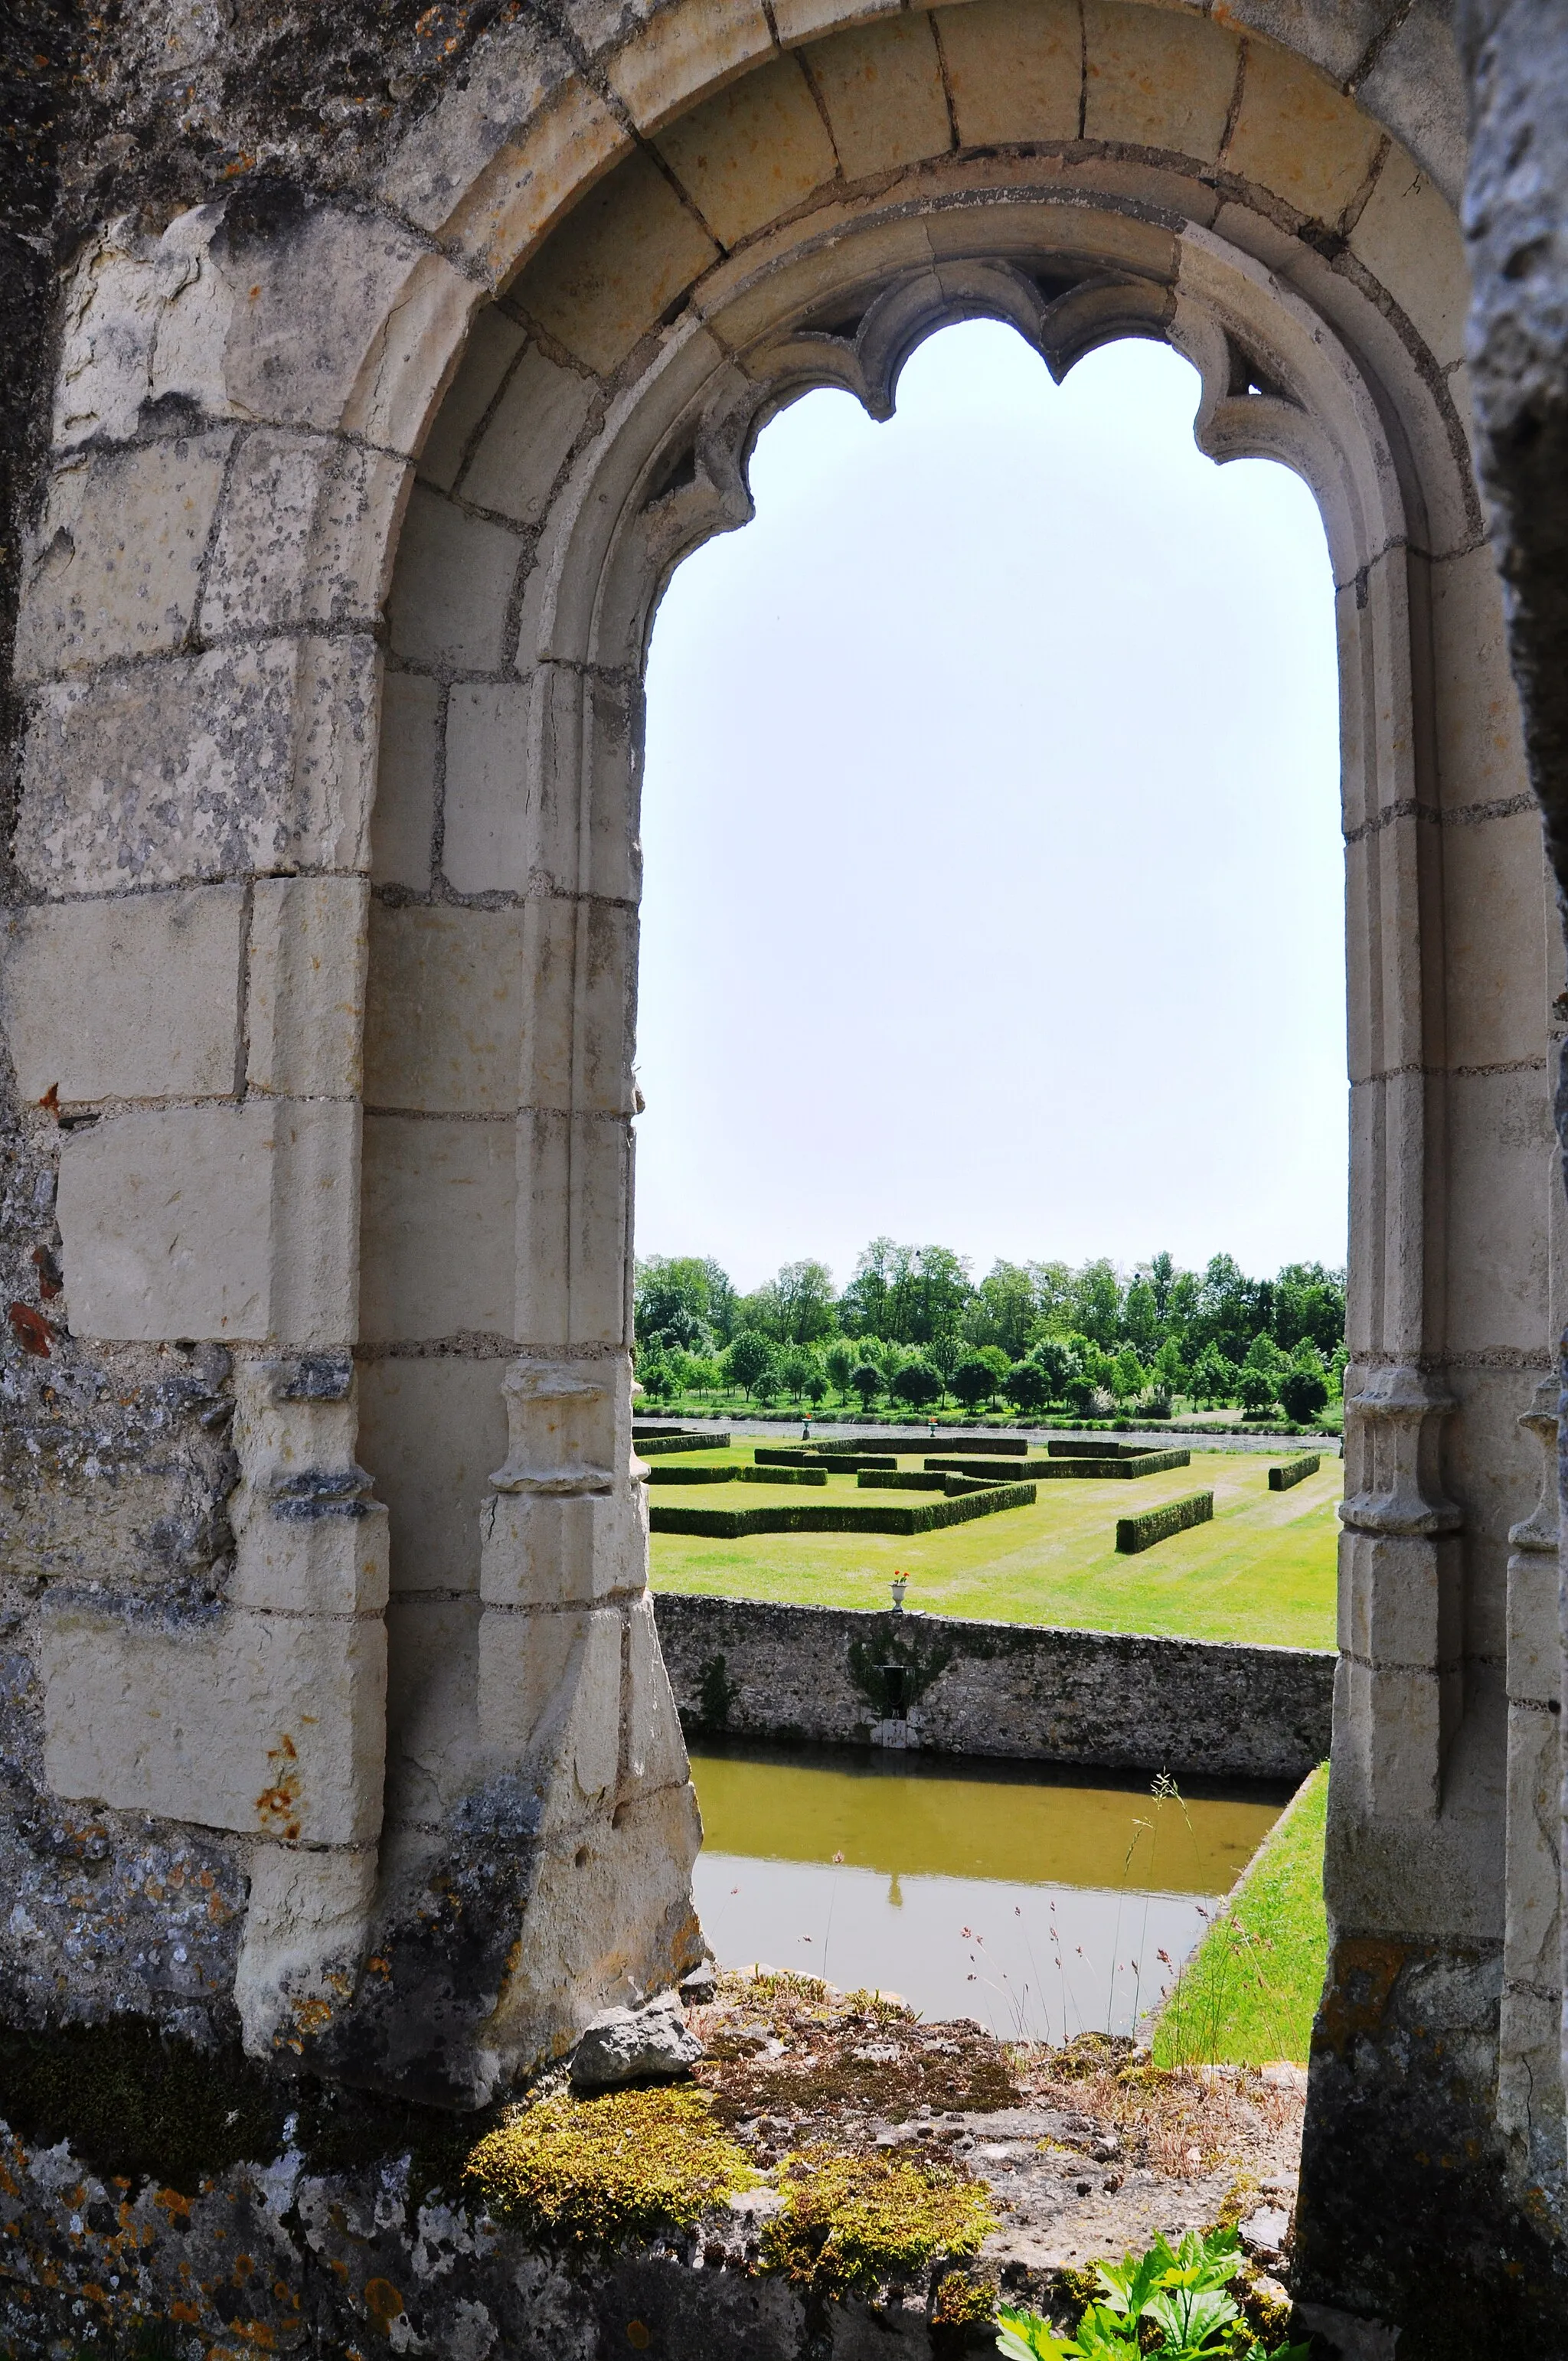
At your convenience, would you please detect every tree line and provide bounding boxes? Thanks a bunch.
[633,1239,1346,1421]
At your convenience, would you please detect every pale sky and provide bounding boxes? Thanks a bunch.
[634,322,1345,1296]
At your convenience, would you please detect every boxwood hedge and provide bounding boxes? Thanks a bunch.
[1268,1453,1321,1491]
[648,1481,1036,1540]
[1115,1491,1214,1553]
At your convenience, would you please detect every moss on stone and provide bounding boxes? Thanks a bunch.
[0,2020,287,2195]
[761,2149,995,2297]
[463,2085,759,2247]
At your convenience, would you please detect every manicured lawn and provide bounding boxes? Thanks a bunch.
[1152,1762,1330,2065]
[647,1445,1339,1650]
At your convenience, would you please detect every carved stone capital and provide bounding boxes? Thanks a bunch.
[1339,1363,1462,1537]
[488,1357,623,1496]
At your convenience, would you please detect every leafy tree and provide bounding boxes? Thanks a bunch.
[802,1364,829,1408]
[724,1331,778,1401]
[1122,1278,1161,1359]
[1274,1260,1347,1357]
[1151,1337,1185,1399]
[1110,1347,1148,1402]
[965,1261,1039,1360]
[1191,1343,1238,1406]
[1027,1335,1081,1402]
[849,1361,884,1409]
[635,1256,727,1354]
[779,1347,822,1402]
[952,1348,1008,1409]
[825,1340,857,1403]
[926,1330,964,1389]
[1243,1330,1285,1376]
[891,1359,942,1409]
[751,1357,782,1405]
[1190,1255,1269,1367]
[1237,1364,1279,1415]
[1003,1360,1050,1413]
[746,1259,838,1344]
[841,1239,974,1344]
[1146,1250,1178,1321]
[1070,1258,1123,1348]
[1279,1366,1329,1422]
[637,1354,677,1402]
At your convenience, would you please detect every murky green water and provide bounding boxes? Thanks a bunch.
[690,1745,1284,2041]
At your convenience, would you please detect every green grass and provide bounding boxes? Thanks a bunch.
[1152,1764,1329,2065]
[648,1445,1339,1650]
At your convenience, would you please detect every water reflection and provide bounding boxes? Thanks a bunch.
[690,1745,1284,2042]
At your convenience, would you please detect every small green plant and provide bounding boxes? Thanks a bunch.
[995,2226,1309,2361]
[465,2085,757,2245]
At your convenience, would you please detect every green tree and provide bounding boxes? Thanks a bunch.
[1238,1364,1279,1415]
[849,1360,884,1409]
[1110,1347,1148,1402]
[1027,1335,1081,1402]
[1003,1360,1050,1413]
[637,1352,676,1402]
[891,1359,942,1409]
[757,1259,838,1344]
[965,1261,1038,1359]
[1191,1343,1238,1406]
[840,1239,973,1343]
[724,1331,778,1400]
[779,1346,822,1402]
[1123,1277,1161,1358]
[951,1357,995,1409]
[635,1256,725,1354]
[1151,1336,1185,1400]
[825,1340,857,1403]
[1070,1258,1124,1347]
[1274,1260,1347,1357]
[802,1364,829,1408]
[1279,1365,1329,1421]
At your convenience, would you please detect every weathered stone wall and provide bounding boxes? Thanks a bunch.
[654,1593,1332,1785]
[2,0,1566,2350]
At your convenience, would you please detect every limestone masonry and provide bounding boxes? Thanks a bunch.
[2,0,1568,2349]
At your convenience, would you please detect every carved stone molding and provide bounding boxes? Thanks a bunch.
[1340,1364,1462,1538]
[1508,1374,1560,1556]
[488,1358,621,1497]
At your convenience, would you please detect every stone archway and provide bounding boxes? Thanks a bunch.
[5,0,1560,2340]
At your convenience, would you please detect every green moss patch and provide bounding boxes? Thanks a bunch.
[0,2020,289,2196]
[763,2147,995,2296]
[464,2085,759,2246]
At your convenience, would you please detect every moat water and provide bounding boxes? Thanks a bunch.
[689,1744,1285,2041]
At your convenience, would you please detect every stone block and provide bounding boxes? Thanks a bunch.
[1083,1,1239,162]
[358,1354,510,1598]
[939,0,1080,148]
[443,681,532,895]
[234,1842,378,2058]
[198,430,410,636]
[417,305,530,492]
[223,204,475,454]
[384,1592,485,1824]
[233,1497,390,1618]
[16,635,381,893]
[1503,1703,1561,1986]
[2,886,244,1105]
[1497,1979,1564,2143]
[439,83,631,286]
[1505,1548,1558,1706]
[1338,1530,1452,1666]
[518,894,635,1115]
[1351,0,1466,207]
[39,1603,386,1847]
[371,671,442,893]
[268,1099,361,1350]
[508,148,721,378]
[374,10,580,239]
[358,1113,518,1341]
[1442,1069,1553,1357]
[1348,150,1469,371]
[58,1104,276,1342]
[481,1489,634,1608]
[247,876,369,1100]
[623,1591,690,1795]
[364,905,526,1113]
[15,434,234,681]
[514,1108,631,1345]
[386,482,526,671]
[773,0,901,43]
[477,1603,621,1815]
[1431,543,1529,811]
[656,56,838,247]
[606,0,775,135]
[1214,0,1390,88]
[1439,807,1548,1073]
[459,341,598,525]
[807,15,952,181]
[1223,42,1386,226]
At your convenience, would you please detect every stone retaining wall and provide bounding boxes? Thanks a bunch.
[652,1595,1333,1786]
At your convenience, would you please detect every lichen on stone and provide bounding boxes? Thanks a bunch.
[463,2085,759,2247]
[760,2148,996,2297]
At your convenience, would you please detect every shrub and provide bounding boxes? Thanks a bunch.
[1268,1452,1321,1492]
[1115,1490,1214,1553]
[1279,1367,1328,1422]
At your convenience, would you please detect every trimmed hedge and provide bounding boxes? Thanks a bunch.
[753,1448,897,1471]
[648,1481,1036,1540]
[635,1429,732,1456]
[856,1471,948,1491]
[1116,1491,1214,1553]
[646,1465,737,1485]
[926,1451,1191,1481]
[739,1465,827,1486]
[1268,1453,1321,1492]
